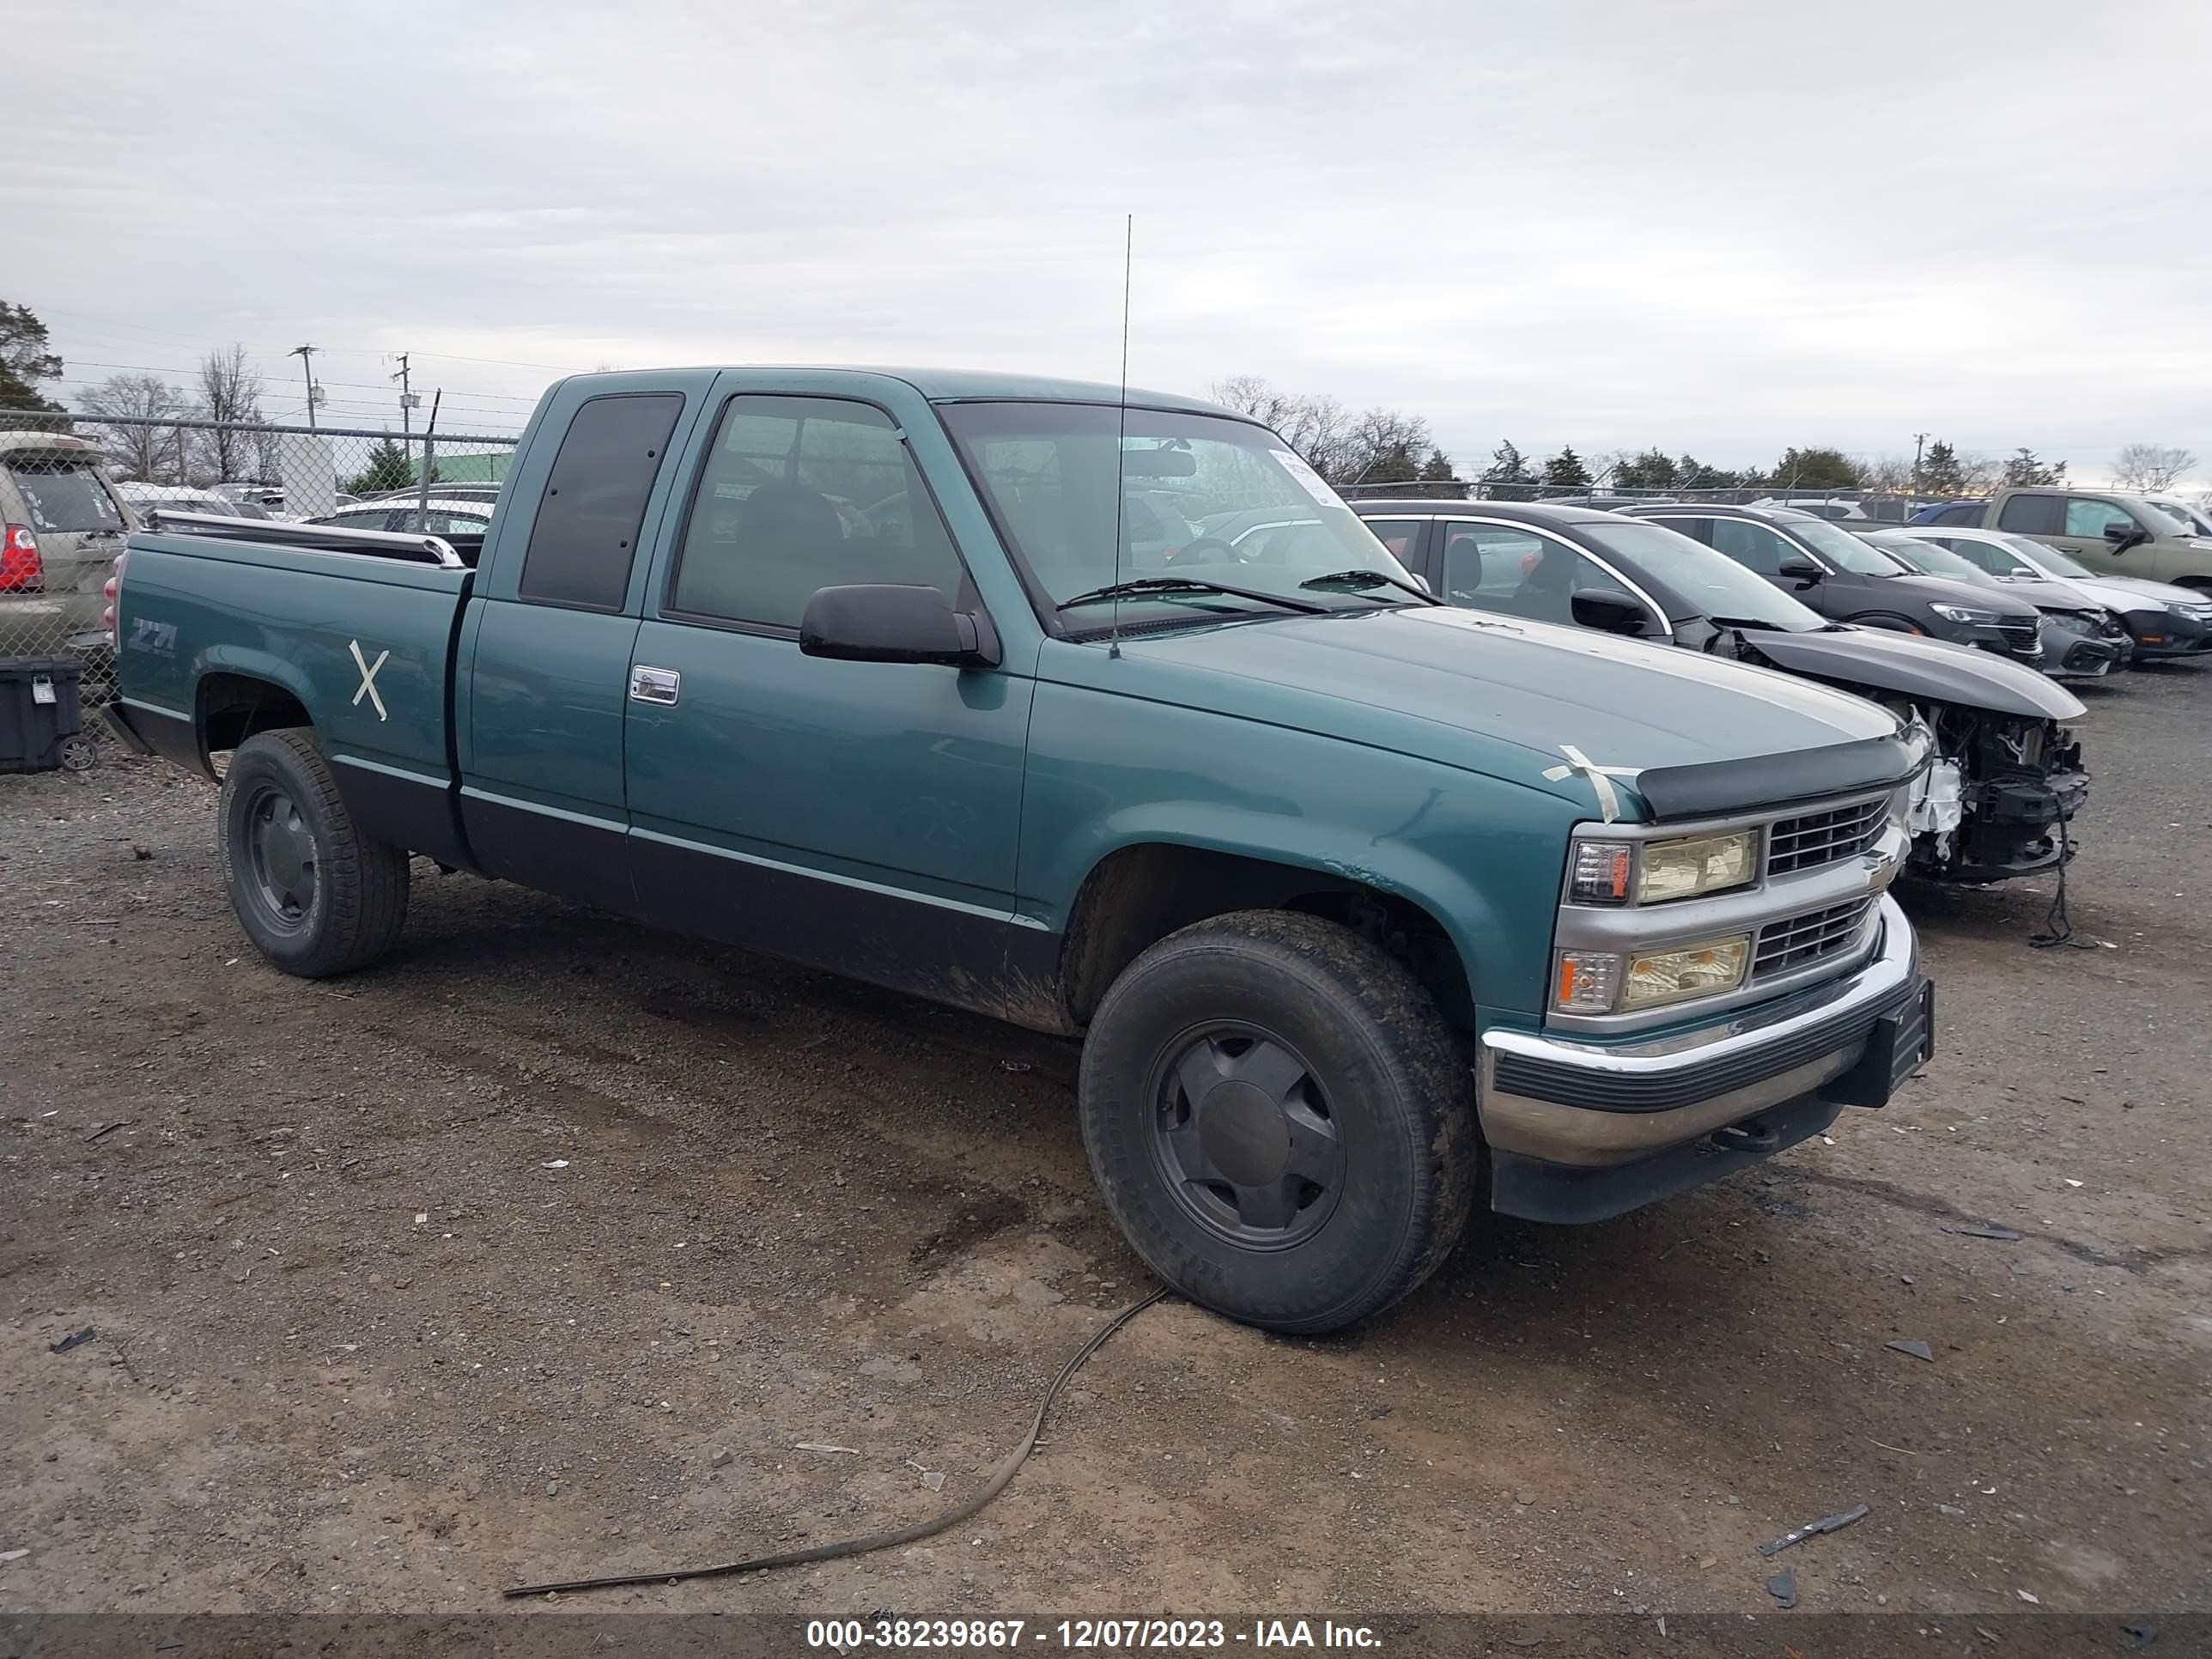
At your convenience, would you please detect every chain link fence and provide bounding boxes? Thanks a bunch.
[1,411,518,699]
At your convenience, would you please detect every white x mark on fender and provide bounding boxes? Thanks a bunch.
[349,639,390,722]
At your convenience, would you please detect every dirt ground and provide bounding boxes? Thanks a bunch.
[3,665,2207,1626]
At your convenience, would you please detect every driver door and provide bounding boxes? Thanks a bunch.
[621,379,1034,993]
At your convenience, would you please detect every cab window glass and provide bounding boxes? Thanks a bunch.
[671,394,966,629]
[518,392,683,610]
[1708,518,1801,576]
[1996,494,2063,536]
[1440,525,1609,623]
[2063,497,2136,539]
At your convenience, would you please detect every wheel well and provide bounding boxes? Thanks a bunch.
[199,672,312,760]
[2172,575,2212,595]
[1059,843,1477,1047]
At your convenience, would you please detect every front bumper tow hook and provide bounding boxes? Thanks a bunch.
[1711,1120,1780,1154]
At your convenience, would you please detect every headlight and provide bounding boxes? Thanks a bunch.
[1568,830,1757,906]
[1624,937,1751,1009]
[1553,935,1752,1013]
[1928,603,2000,625]
[2172,602,2212,621]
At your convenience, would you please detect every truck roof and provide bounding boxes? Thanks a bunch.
[564,366,1249,419]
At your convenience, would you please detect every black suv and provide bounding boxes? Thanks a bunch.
[1616,502,2046,668]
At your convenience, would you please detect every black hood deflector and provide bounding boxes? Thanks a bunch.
[1633,730,1922,820]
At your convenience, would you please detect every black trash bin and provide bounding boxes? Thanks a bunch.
[1,656,92,774]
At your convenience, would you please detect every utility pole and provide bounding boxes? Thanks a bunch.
[392,352,420,435]
[289,344,320,430]
[1911,432,1927,493]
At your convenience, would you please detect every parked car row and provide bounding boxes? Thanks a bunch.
[1347,498,2088,885]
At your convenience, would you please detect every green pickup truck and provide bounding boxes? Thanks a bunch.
[108,367,1934,1333]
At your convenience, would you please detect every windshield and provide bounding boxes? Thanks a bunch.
[3,462,126,533]
[1786,517,1908,574]
[2146,498,2212,536]
[2002,533,2093,578]
[939,403,1414,624]
[1875,537,1997,586]
[1577,519,1825,631]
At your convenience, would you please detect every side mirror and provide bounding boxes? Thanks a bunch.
[799,585,1000,668]
[2102,520,2148,550]
[1570,587,1654,636]
[1778,556,1824,581]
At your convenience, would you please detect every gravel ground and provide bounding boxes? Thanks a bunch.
[3,665,2207,1624]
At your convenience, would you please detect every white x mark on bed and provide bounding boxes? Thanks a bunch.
[349,639,390,722]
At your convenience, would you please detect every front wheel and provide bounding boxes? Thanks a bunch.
[1079,910,1480,1334]
[219,728,410,976]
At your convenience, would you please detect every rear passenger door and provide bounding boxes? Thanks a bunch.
[459,380,704,909]
[620,379,1033,996]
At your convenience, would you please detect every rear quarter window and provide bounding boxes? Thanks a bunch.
[518,392,684,610]
[1996,494,2063,536]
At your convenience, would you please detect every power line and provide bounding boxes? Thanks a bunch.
[58,358,544,402]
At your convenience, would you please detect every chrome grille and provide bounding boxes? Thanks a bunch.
[1753,897,1876,981]
[1765,798,1886,876]
[1995,618,2039,653]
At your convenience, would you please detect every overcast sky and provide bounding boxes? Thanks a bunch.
[13,0,2210,483]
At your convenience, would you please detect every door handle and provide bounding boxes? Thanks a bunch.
[629,665,681,705]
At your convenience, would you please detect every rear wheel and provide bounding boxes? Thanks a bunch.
[1079,910,1479,1334]
[219,728,410,976]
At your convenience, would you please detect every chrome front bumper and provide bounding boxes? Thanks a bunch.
[1479,894,1923,1169]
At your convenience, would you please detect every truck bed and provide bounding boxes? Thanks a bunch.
[113,525,475,862]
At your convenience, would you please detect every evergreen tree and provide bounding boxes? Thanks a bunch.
[2001,447,2066,487]
[345,437,416,495]
[0,300,66,411]
[1541,446,1591,488]
[1918,440,1966,495]
[1770,447,1863,490]
[1416,447,1464,499]
[1480,440,1536,501]
[1614,448,1679,489]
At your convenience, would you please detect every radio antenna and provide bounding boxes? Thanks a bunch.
[1109,213,1132,659]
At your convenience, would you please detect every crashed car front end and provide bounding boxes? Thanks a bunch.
[1903,706,2088,883]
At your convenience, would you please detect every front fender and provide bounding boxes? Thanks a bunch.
[1019,682,1579,1018]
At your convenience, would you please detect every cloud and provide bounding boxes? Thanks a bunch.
[13,0,2210,480]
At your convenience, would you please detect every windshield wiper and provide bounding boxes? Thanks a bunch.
[1055,576,1328,615]
[1297,568,1443,605]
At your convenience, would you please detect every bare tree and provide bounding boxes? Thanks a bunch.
[1856,453,1913,495]
[2112,442,2197,492]
[195,344,265,483]
[1210,375,1447,484]
[80,373,191,483]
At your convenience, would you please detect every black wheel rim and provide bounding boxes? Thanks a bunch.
[1146,1022,1344,1249]
[242,784,317,933]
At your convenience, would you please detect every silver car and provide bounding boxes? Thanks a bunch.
[1,431,132,668]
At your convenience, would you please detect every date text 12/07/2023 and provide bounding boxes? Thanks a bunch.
[805,1620,1383,1650]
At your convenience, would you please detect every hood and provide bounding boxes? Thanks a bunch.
[1885,573,2044,618]
[2063,573,2204,611]
[1739,625,2086,720]
[1992,576,2109,615]
[1055,605,1915,822]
